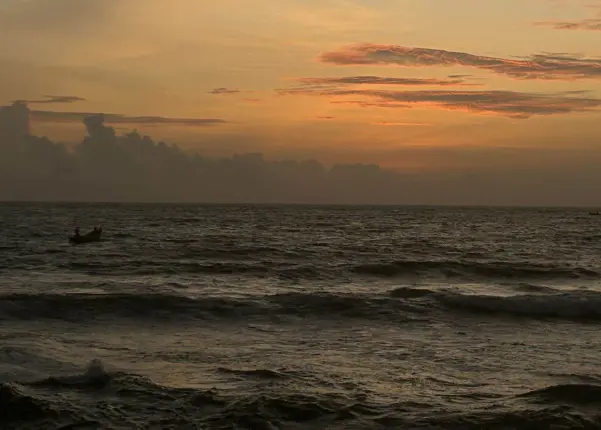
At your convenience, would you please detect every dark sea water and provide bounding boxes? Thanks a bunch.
[1,203,601,429]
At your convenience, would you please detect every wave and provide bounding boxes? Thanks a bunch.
[4,360,601,429]
[0,287,601,324]
[519,383,601,405]
[434,289,601,321]
[217,366,292,380]
[508,283,558,294]
[353,259,600,280]
[0,291,421,324]
[42,253,601,283]
[28,358,110,389]
[5,286,601,324]
[0,360,364,429]
[61,260,333,280]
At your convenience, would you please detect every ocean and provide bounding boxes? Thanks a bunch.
[1,203,601,429]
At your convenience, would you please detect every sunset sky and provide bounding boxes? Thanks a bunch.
[1,0,601,172]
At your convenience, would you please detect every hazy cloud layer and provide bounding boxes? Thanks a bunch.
[2,102,601,206]
[0,102,403,204]
[279,87,601,118]
[30,110,228,126]
[318,43,601,80]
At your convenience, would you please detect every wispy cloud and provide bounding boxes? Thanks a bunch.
[209,88,241,95]
[14,95,86,104]
[30,110,228,126]
[294,75,477,87]
[318,43,601,80]
[279,87,601,118]
[534,1,601,31]
[535,18,601,31]
[448,74,473,79]
[373,121,430,126]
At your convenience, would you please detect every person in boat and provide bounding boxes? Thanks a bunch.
[74,227,80,237]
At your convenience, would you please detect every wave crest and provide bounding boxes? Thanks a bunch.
[5,361,601,429]
[353,260,599,280]
[519,383,601,405]
[0,383,56,423]
[4,288,601,324]
[437,291,601,321]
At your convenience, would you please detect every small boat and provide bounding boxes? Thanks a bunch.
[589,212,600,216]
[69,227,103,244]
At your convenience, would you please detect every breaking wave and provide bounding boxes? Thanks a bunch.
[3,286,601,323]
[3,360,601,429]
[519,383,601,405]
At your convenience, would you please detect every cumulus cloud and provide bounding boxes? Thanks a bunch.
[278,87,601,118]
[318,43,601,80]
[2,101,601,206]
[30,110,228,126]
[294,75,476,87]
[0,102,402,204]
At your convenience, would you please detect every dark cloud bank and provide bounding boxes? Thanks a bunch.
[1,101,600,206]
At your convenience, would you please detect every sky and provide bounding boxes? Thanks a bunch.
[1,0,601,205]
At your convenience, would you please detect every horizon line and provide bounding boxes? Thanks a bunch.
[0,200,598,210]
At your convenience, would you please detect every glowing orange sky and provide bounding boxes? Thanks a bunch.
[1,0,601,170]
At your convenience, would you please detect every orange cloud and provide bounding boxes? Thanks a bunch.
[14,95,86,104]
[318,43,601,80]
[279,87,601,118]
[294,75,477,87]
[535,19,601,31]
[373,121,430,126]
[209,88,241,95]
[30,110,227,126]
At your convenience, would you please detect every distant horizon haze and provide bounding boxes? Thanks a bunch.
[0,101,600,207]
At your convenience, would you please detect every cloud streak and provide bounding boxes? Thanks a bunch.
[209,88,241,95]
[535,19,601,31]
[30,110,228,126]
[318,43,601,80]
[14,95,87,104]
[294,75,476,87]
[373,121,430,126]
[279,87,601,118]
